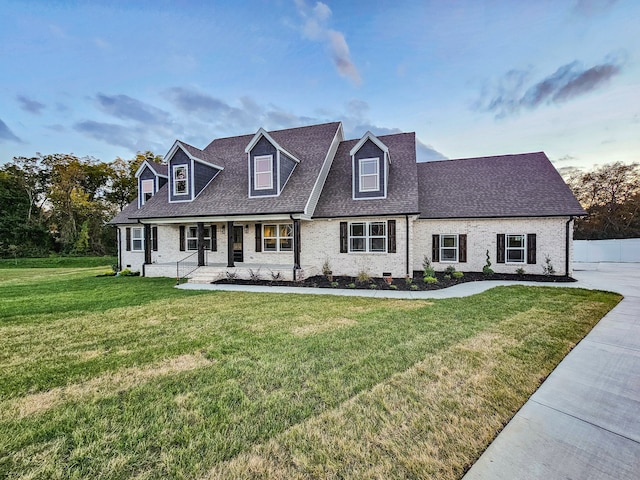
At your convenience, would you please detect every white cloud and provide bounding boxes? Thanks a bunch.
[294,1,361,85]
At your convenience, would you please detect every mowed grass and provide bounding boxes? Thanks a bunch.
[0,267,621,479]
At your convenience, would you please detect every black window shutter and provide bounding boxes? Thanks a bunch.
[387,220,396,253]
[340,222,348,253]
[527,233,537,264]
[497,234,505,263]
[125,227,131,252]
[255,223,262,252]
[432,234,440,262]
[459,234,467,263]
[179,226,185,251]
[211,225,217,252]
[152,226,158,251]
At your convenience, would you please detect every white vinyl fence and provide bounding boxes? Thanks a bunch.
[574,238,640,263]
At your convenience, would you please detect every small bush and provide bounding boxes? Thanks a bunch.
[389,284,398,290]
[483,250,494,276]
[226,271,238,281]
[248,268,261,282]
[347,282,356,289]
[270,270,282,281]
[424,276,438,284]
[356,270,371,284]
[515,267,525,276]
[410,284,419,291]
[118,269,139,276]
[444,274,451,281]
[542,255,556,276]
[452,271,464,279]
[369,284,377,290]
[321,259,332,276]
[330,281,339,288]
[405,277,413,285]
[444,265,456,275]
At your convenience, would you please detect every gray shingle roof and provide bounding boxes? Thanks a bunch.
[417,152,586,218]
[128,122,341,219]
[313,132,420,218]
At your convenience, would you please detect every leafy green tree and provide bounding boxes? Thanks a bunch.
[566,162,640,239]
[107,151,163,210]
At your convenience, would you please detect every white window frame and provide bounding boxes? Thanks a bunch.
[254,155,273,190]
[263,223,293,252]
[359,157,379,192]
[440,234,459,263]
[173,165,188,196]
[506,234,526,264]
[186,226,211,251]
[349,221,387,253]
[131,227,144,252]
[141,179,154,205]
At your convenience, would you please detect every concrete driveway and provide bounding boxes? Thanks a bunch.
[463,263,640,480]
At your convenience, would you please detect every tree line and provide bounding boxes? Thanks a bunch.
[0,152,161,258]
[564,162,639,239]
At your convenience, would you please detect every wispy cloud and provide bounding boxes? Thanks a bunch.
[294,0,361,85]
[164,87,317,133]
[95,94,169,125]
[17,95,46,114]
[0,118,23,143]
[573,0,618,16]
[476,57,623,118]
[74,120,161,153]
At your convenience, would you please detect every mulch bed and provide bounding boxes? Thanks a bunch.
[213,271,576,291]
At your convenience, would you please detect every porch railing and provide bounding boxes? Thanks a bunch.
[176,251,207,284]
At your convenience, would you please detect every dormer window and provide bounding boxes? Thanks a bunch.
[173,165,188,195]
[141,179,154,204]
[254,155,273,190]
[351,132,390,200]
[359,158,379,192]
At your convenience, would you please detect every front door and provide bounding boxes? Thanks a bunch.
[233,226,243,263]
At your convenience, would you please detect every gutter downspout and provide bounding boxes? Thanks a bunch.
[565,216,574,277]
[405,214,410,277]
[117,227,122,271]
[290,214,300,281]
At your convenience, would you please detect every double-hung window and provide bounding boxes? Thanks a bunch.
[186,226,211,250]
[141,179,154,204]
[254,155,273,190]
[173,165,188,195]
[440,234,458,262]
[263,224,293,252]
[506,234,525,263]
[359,158,379,192]
[349,221,386,253]
[131,227,144,251]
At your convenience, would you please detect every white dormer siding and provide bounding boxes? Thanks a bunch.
[351,132,390,200]
[245,128,300,198]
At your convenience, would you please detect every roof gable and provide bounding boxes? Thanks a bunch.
[349,131,390,163]
[244,128,301,163]
[135,160,168,178]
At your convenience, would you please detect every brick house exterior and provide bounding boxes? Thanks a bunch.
[109,121,585,281]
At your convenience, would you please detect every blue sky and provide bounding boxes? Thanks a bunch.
[1,0,638,171]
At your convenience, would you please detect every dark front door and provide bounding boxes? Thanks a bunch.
[233,226,243,263]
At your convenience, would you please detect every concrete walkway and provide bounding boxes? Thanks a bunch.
[178,263,640,479]
[464,262,640,480]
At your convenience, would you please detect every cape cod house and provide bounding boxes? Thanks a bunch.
[109,121,585,282]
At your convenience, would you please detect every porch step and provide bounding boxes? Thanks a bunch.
[185,264,318,284]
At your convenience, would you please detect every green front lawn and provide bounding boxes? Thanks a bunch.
[0,267,620,479]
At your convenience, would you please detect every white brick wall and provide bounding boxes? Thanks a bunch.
[118,216,575,278]
[300,216,411,278]
[413,217,574,275]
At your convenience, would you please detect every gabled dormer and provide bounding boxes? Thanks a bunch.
[135,160,168,208]
[166,141,223,203]
[350,132,390,200]
[245,128,300,198]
